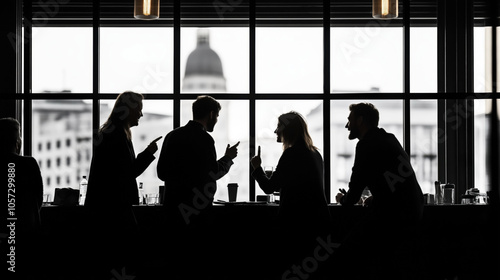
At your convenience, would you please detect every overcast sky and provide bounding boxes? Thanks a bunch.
[30,26,488,116]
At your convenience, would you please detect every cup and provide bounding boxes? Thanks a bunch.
[273,191,280,204]
[442,183,455,204]
[424,194,435,205]
[461,194,474,204]
[146,193,159,206]
[264,166,274,178]
[227,183,238,202]
[474,193,488,204]
[434,181,442,204]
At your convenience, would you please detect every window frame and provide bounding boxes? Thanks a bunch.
[7,0,499,203]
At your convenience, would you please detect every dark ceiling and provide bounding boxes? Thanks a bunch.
[26,0,493,26]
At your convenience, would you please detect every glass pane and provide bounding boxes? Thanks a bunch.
[98,100,173,195]
[32,100,92,202]
[100,28,173,94]
[331,27,403,93]
[330,100,403,202]
[474,100,490,193]
[181,100,250,202]
[475,26,500,93]
[256,28,323,93]
[255,100,323,196]
[411,28,437,93]
[410,100,438,194]
[181,28,249,93]
[32,28,92,93]
[474,27,487,92]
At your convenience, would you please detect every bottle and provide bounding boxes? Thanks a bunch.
[138,182,144,205]
[79,176,88,205]
[434,181,442,205]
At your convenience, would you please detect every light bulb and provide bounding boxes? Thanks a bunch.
[143,0,151,16]
[382,0,389,16]
[373,0,398,19]
[134,0,159,20]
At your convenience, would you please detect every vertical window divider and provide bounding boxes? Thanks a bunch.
[323,0,331,203]
[23,0,33,157]
[249,0,256,201]
[466,0,475,193]
[92,0,100,156]
[15,0,23,121]
[437,0,446,184]
[173,0,181,129]
[403,0,411,156]
[488,0,499,220]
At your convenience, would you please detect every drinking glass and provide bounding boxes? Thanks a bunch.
[146,193,159,206]
[264,166,274,178]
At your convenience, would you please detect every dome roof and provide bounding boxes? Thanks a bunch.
[184,30,224,77]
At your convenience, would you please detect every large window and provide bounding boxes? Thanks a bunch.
[11,0,499,204]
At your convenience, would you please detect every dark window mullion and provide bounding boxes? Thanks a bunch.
[437,0,446,184]
[466,0,475,195]
[92,0,100,156]
[249,0,256,201]
[403,0,411,155]
[323,0,331,203]
[487,0,499,211]
[173,0,181,129]
[24,0,33,157]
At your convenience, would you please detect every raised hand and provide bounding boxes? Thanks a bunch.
[146,136,162,154]
[250,146,262,169]
[225,141,240,160]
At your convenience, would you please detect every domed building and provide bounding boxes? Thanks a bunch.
[182,29,226,92]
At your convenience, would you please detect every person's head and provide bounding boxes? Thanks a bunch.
[192,95,221,132]
[0,118,22,154]
[275,111,317,151]
[101,91,144,139]
[345,103,379,140]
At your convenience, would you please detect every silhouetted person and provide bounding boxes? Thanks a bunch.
[157,95,239,279]
[251,111,331,279]
[0,118,43,280]
[333,103,424,279]
[84,91,161,278]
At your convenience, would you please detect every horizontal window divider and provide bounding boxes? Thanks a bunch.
[2,92,499,101]
[25,17,496,28]
[27,18,445,28]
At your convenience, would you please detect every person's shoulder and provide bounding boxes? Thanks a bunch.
[3,153,39,168]
[166,122,208,142]
[313,148,323,159]
[166,122,196,137]
[377,128,401,144]
[165,126,182,137]
[361,127,388,143]
[97,125,124,143]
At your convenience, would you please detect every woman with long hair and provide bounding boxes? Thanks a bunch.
[84,91,161,277]
[251,111,331,278]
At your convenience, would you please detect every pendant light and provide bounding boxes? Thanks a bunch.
[134,0,160,20]
[372,0,398,19]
